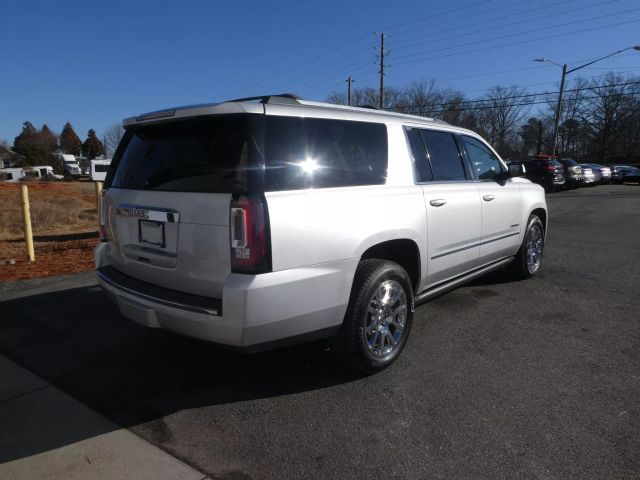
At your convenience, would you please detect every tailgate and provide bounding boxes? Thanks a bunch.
[104,189,231,298]
[100,113,263,299]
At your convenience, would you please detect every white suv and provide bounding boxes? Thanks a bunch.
[95,94,547,373]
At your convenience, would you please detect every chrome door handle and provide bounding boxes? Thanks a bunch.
[483,195,495,202]
[429,199,447,207]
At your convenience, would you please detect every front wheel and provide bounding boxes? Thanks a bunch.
[333,259,414,374]
[509,214,545,279]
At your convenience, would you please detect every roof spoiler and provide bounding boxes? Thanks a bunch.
[227,93,303,105]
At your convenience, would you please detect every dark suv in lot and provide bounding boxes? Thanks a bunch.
[558,158,583,189]
[522,158,565,192]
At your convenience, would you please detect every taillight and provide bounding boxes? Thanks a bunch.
[230,194,271,274]
[544,165,557,171]
[99,189,109,242]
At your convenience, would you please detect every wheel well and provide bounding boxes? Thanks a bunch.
[360,239,421,292]
[531,208,547,234]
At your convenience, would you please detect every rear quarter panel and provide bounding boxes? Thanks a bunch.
[265,185,427,272]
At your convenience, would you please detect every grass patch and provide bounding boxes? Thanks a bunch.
[0,182,98,240]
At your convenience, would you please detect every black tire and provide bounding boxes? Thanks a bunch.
[509,214,545,280]
[333,259,414,374]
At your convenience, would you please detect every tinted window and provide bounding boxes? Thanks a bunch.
[406,128,433,182]
[109,115,256,192]
[461,135,504,180]
[419,130,466,181]
[95,164,110,172]
[264,116,387,190]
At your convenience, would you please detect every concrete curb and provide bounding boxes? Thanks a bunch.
[0,271,98,302]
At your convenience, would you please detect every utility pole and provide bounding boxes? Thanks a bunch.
[551,64,567,159]
[378,32,386,109]
[346,76,354,106]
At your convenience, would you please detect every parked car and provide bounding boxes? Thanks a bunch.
[622,166,640,183]
[579,165,602,185]
[95,94,547,373]
[521,157,565,192]
[583,163,611,184]
[610,165,638,183]
[558,158,583,189]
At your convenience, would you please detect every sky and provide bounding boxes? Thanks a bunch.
[1,0,639,143]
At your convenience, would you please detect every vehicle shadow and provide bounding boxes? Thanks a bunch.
[0,285,361,462]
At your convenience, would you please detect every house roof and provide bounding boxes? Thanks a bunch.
[0,146,26,165]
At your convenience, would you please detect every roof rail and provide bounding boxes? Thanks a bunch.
[359,104,380,110]
[227,93,303,105]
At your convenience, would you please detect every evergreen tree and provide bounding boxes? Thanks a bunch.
[13,121,37,155]
[82,129,105,160]
[59,122,82,155]
[39,124,59,152]
[13,121,53,166]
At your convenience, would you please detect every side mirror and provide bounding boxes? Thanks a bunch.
[508,162,526,177]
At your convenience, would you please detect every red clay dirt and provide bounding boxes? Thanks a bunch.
[0,237,98,282]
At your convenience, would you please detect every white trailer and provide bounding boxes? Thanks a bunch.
[91,159,112,181]
[0,168,26,182]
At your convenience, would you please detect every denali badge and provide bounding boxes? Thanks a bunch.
[116,207,149,219]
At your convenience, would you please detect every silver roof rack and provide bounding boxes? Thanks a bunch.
[226,93,303,105]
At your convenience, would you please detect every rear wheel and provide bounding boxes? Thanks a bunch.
[333,259,414,374]
[509,214,545,279]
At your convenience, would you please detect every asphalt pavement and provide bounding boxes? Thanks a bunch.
[0,183,638,479]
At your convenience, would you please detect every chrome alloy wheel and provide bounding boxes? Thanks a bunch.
[526,224,544,274]
[365,280,407,358]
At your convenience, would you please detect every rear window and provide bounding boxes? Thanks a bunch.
[94,164,110,172]
[107,114,388,192]
[419,129,467,181]
[108,115,256,192]
[263,116,387,190]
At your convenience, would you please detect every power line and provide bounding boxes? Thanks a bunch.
[392,8,639,62]
[391,0,582,47]
[456,71,640,95]
[392,17,640,67]
[381,0,496,32]
[413,80,640,108]
[392,85,640,113]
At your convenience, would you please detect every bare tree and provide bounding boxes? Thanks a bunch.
[326,91,347,105]
[402,79,439,117]
[582,73,638,162]
[478,86,532,156]
[103,123,124,158]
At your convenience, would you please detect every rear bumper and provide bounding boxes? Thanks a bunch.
[95,243,357,350]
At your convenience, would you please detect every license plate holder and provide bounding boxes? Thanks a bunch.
[139,220,165,248]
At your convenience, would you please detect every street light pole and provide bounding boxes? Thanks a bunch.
[534,45,640,158]
[551,64,567,159]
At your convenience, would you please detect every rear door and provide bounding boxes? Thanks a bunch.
[102,115,259,298]
[406,127,482,287]
[459,134,521,264]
